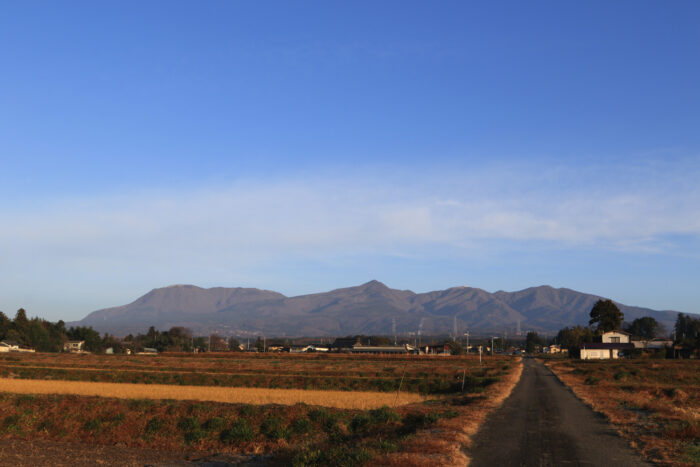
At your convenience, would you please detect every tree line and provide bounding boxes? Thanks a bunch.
[3,303,699,356]
[0,309,242,353]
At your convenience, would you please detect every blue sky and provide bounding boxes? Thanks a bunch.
[1,1,699,321]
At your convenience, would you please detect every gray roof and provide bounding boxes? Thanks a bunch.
[581,343,635,350]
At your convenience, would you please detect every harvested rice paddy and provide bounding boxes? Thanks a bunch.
[0,377,424,409]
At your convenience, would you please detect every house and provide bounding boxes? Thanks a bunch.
[424,344,452,355]
[331,337,362,352]
[0,341,19,353]
[632,338,674,350]
[543,344,567,354]
[580,330,634,359]
[0,341,33,353]
[602,330,631,344]
[287,344,329,353]
[350,344,417,355]
[63,341,85,353]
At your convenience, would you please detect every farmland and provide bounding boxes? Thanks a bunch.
[0,352,522,466]
[0,352,504,395]
[546,358,700,466]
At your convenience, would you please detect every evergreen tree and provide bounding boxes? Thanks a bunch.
[525,331,543,353]
[626,317,663,339]
[589,299,624,332]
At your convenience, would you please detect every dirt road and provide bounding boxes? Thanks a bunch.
[468,358,651,467]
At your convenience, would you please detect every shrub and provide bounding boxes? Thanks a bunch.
[369,406,400,424]
[238,404,259,417]
[683,442,700,464]
[400,412,440,434]
[220,419,255,443]
[177,416,200,432]
[261,416,290,440]
[291,417,313,435]
[144,416,166,436]
[308,408,334,424]
[376,439,398,452]
[349,413,372,434]
[177,416,206,444]
[83,418,103,434]
[184,428,206,444]
[2,415,21,433]
[203,416,225,431]
[14,395,37,407]
[292,446,372,467]
[584,375,601,385]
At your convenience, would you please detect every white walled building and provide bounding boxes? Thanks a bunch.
[580,330,634,360]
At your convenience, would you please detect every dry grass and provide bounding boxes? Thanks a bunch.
[377,357,524,466]
[546,359,700,466]
[0,377,423,409]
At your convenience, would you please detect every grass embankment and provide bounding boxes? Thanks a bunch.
[546,358,700,466]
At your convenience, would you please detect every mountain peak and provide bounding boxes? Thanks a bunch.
[361,279,387,288]
[75,282,681,337]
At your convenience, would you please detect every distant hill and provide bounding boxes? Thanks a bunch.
[71,281,681,337]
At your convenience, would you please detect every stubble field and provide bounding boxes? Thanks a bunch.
[0,352,522,466]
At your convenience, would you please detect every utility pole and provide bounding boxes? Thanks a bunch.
[491,336,500,356]
[464,331,470,354]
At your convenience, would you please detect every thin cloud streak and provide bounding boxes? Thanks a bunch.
[2,162,699,263]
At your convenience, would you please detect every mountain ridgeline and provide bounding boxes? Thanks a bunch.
[72,281,680,337]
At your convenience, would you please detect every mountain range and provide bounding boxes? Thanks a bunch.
[71,281,681,337]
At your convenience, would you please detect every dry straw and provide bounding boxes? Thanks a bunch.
[0,377,423,409]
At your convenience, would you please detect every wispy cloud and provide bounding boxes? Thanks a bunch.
[2,158,699,261]
[1,157,699,318]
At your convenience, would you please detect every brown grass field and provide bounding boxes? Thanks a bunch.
[545,358,700,466]
[0,352,523,466]
[0,378,424,409]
